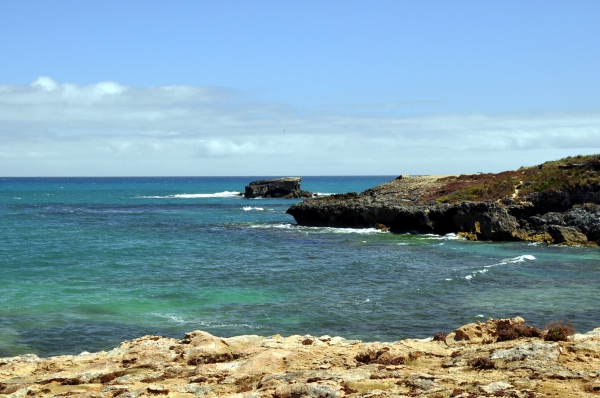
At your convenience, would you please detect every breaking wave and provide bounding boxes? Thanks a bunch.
[465,254,536,280]
[139,191,241,199]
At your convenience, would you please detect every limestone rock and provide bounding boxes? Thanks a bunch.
[548,225,590,245]
[490,341,560,362]
[445,317,524,346]
[244,178,313,199]
[480,381,513,394]
[3,318,600,397]
[286,173,600,245]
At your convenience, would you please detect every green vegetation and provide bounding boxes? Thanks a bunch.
[544,320,576,342]
[427,154,600,203]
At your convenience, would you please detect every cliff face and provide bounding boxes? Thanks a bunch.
[1,318,599,397]
[244,178,313,199]
[287,158,600,246]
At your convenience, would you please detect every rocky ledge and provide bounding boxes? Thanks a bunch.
[244,178,313,199]
[287,156,600,246]
[1,318,600,397]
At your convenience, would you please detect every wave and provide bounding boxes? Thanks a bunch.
[421,233,463,240]
[466,254,536,280]
[321,227,384,234]
[483,254,536,268]
[243,206,264,211]
[139,191,241,199]
[150,312,266,330]
[248,223,386,234]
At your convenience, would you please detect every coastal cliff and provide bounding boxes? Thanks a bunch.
[287,155,600,246]
[1,318,600,397]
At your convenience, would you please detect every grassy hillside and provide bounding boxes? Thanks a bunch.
[422,154,600,204]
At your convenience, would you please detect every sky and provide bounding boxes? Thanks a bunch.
[1,0,599,176]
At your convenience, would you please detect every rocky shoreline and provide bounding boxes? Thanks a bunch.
[287,161,600,246]
[1,318,600,397]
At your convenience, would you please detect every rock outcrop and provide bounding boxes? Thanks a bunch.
[244,178,313,199]
[286,171,600,246]
[2,318,600,397]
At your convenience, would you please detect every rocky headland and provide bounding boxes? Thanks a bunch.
[244,178,313,199]
[2,318,600,397]
[287,155,600,246]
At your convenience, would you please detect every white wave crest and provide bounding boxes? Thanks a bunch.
[509,254,536,263]
[465,253,536,280]
[484,254,535,268]
[243,206,264,211]
[150,312,265,329]
[140,191,241,199]
[421,233,462,240]
[247,224,384,234]
[325,227,383,234]
[249,223,293,229]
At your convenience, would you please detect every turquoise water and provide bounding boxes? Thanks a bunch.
[1,177,599,357]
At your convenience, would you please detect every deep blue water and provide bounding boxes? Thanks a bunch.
[1,176,599,357]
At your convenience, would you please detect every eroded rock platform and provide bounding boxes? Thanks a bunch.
[2,318,600,397]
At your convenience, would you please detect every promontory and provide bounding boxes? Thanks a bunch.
[287,155,600,246]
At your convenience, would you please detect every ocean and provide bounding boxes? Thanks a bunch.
[1,176,599,358]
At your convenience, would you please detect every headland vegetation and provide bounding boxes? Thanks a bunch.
[287,154,600,246]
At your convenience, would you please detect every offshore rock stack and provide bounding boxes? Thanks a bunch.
[244,177,313,199]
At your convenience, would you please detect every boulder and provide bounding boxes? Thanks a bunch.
[547,225,590,245]
[244,178,313,199]
[564,207,600,241]
[490,341,560,362]
[445,317,524,346]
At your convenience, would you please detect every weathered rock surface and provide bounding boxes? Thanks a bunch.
[244,178,313,199]
[2,318,600,397]
[286,175,600,246]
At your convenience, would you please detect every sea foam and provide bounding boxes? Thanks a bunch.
[247,224,384,234]
[467,254,536,279]
[140,191,241,199]
[421,233,462,240]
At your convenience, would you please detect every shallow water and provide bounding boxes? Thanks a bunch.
[1,177,599,357]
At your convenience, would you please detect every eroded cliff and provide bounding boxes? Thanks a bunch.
[287,156,600,245]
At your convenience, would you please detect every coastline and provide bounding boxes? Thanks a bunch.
[2,318,600,397]
[287,160,600,246]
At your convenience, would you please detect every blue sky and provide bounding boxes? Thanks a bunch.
[1,0,599,176]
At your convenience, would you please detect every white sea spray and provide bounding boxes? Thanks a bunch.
[139,191,241,199]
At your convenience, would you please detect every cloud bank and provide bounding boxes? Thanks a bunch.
[1,77,599,176]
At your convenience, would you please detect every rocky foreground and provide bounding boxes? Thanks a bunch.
[287,156,600,246]
[2,318,600,397]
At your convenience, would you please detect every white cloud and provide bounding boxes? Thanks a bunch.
[0,77,599,176]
